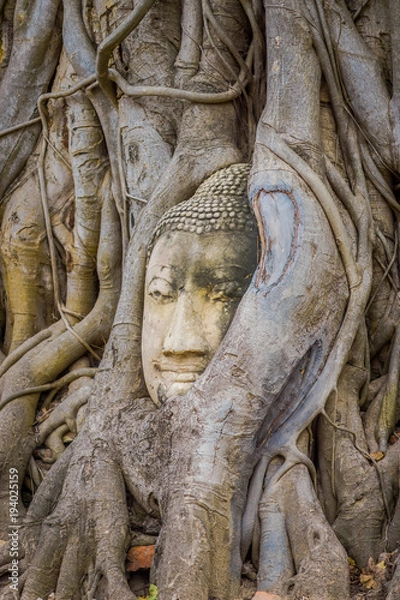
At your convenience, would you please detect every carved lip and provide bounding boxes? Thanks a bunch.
[163,372,200,383]
[156,362,206,382]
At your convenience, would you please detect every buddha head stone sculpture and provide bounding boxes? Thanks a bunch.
[142,163,257,405]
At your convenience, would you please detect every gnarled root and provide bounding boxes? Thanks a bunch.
[19,419,136,600]
[251,453,349,600]
[282,465,349,600]
[0,183,121,536]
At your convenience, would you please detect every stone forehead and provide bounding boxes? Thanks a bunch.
[150,163,255,249]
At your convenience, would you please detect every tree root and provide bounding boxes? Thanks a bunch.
[96,0,158,103]
[0,185,121,535]
[37,384,91,440]
[19,426,136,600]
[0,0,62,199]
[0,368,95,412]
[246,461,350,599]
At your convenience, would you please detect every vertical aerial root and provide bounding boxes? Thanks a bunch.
[174,0,203,85]
[95,0,158,103]
[376,323,400,451]
[65,91,108,317]
[256,471,294,596]
[283,465,350,600]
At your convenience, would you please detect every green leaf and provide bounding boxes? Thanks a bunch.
[138,584,158,600]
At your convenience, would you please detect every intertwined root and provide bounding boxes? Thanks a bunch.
[0,166,122,536]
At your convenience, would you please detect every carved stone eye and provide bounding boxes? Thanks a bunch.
[147,278,176,305]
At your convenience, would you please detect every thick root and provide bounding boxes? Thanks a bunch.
[256,464,350,600]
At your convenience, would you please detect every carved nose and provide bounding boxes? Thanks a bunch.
[162,292,209,356]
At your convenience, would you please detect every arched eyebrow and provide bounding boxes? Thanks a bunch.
[146,263,181,277]
[147,274,176,288]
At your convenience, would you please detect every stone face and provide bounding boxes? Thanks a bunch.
[142,165,258,406]
[142,225,258,405]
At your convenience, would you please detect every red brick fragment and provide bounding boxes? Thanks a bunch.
[126,545,155,571]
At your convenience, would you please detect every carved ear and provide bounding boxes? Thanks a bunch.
[251,187,300,289]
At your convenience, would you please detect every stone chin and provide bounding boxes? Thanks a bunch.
[157,378,199,402]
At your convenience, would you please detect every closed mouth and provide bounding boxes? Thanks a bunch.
[155,362,206,382]
[160,370,202,382]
